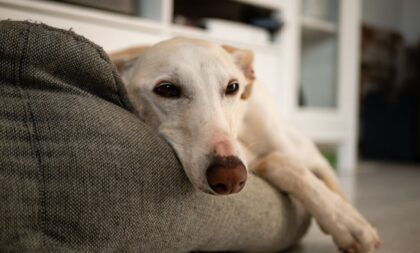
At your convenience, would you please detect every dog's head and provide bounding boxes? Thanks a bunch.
[110,38,255,195]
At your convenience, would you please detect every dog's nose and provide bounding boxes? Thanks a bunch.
[206,156,247,195]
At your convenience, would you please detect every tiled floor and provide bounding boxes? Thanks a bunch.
[286,161,420,253]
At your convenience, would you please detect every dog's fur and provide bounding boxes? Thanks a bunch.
[110,37,381,253]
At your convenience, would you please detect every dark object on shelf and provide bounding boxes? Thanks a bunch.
[249,17,283,36]
[53,0,139,15]
[173,0,283,39]
[360,25,404,103]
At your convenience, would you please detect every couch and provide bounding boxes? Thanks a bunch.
[0,20,310,253]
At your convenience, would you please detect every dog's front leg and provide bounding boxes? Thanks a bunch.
[251,152,381,253]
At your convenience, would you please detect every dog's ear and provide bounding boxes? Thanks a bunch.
[109,45,150,74]
[222,45,256,100]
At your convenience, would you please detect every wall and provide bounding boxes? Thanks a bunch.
[362,0,420,44]
[361,0,402,32]
[401,0,420,44]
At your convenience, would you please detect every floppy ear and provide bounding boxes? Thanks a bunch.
[222,45,256,100]
[109,45,150,74]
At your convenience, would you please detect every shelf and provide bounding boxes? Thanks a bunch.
[169,24,281,54]
[301,16,337,40]
[0,0,283,52]
[290,109,346,145]
[0,0,165,34]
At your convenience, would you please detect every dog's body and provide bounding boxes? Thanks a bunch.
[110,38,381,253]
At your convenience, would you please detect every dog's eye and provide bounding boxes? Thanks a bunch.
[226,81,239,96]
[153,82,181,98]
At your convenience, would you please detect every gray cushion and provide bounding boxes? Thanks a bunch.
[0,20,310,253]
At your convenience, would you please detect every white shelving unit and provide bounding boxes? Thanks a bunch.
[288,0,361,174]
[0,0,361,174]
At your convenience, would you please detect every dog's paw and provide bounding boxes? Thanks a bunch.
[317,195,382,253]
[334,225,381,253]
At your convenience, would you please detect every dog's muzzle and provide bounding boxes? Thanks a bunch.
[206,155,247,195]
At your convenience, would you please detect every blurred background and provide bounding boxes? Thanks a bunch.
[0,0,419,252]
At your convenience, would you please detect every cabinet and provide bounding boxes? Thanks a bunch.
[0,0,361,174]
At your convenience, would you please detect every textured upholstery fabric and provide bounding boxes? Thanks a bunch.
[0,21,310,253]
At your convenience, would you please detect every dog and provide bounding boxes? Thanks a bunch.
[109,37,381,253]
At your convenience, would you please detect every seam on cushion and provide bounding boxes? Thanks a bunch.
[11,21,129,110]
[15,22,47,247]
[69,34,128,108]
[32,22,129,110]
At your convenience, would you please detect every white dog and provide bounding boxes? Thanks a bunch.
[110,37,381,253]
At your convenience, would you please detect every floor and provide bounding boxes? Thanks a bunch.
[286,161,420,253]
